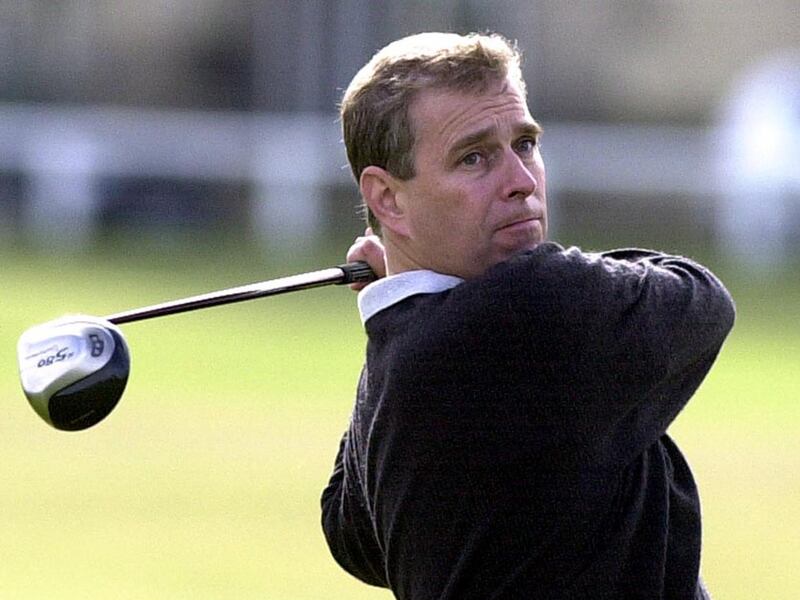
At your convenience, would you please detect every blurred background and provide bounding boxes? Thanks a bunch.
[1,1,798,598]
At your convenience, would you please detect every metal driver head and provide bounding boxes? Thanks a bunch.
[17,315,130,431]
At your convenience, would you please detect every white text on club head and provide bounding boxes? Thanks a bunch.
[18,320,117,399]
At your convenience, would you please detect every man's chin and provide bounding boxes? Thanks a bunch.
[502,236,545,259]
[482,239,543,273]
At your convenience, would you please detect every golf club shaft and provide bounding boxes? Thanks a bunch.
[104,262,375,325]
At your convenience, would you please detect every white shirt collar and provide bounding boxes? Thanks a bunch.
[357,270,464,324]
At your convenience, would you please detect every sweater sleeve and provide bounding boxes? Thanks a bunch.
[320,429,388,588]
[475,243,736,462]
[586,248,735,447]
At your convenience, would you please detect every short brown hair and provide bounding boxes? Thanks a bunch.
[340,32,526,234]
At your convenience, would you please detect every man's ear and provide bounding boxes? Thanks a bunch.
[359,166,410,237]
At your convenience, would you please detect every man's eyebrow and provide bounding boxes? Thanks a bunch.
[521,121,544,137]
[447,121,543,156]
[447,127,495,156]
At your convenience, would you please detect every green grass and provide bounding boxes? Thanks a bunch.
[1,243,797,599]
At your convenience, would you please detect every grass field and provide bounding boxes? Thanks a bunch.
[1,240,798,599]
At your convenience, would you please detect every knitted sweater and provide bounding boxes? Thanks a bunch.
[322,242,735,599]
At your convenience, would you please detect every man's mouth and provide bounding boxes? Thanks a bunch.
[496,216,540,232]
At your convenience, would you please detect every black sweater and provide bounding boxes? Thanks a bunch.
[322,243,735,599]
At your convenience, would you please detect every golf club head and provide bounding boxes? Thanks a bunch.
[17,316,130,431]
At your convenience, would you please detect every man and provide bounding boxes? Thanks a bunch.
[321,32,735,599]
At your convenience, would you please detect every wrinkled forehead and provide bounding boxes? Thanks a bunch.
[409,77,534,145]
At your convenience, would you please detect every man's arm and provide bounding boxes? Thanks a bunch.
[583,248,735,454]
[320,235,387,586]
[321,428,387,588]
[467,243,736,462]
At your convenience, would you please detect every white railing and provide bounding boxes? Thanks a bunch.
[1,102,723,246]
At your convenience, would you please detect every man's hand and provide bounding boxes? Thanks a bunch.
[346,228,386,291]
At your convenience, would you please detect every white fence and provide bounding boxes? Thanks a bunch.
[1,100,796,266]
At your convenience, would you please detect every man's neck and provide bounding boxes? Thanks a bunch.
[383,236,425,276]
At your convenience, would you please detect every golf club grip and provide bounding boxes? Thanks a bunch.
[105,262,377,324]
[337,261,377,284]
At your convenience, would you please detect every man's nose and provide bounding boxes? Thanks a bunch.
[502,150,538,200]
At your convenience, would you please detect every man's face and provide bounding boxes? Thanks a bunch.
[394,76,547,279]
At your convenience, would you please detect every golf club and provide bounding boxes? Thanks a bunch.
[17,261,375,431]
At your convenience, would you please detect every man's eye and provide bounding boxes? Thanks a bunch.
[460,151,483,166]
[516,138,537,154]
